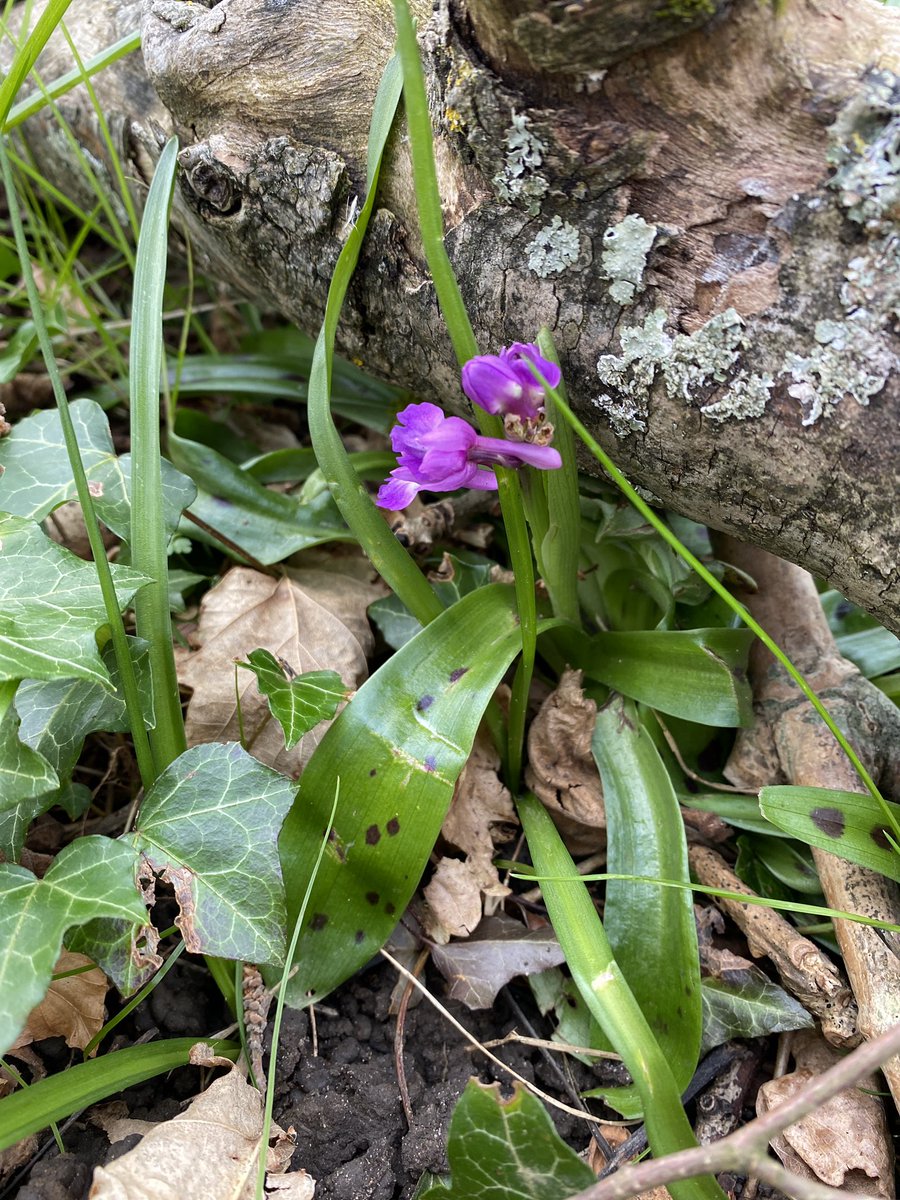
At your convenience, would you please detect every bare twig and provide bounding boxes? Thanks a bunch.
[569,1020,900,1200]
[689,843,859,1046]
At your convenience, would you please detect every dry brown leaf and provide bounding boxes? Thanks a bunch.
[9,951,107,1055]
[0,1134,38,1184]
[757,1028,894,1198]
[525,668,606,855]
[422,857,484,944]
[178,566,376,777]
[441,731,516,914]
[432,913,566,1009]
[89,1064,314,1200]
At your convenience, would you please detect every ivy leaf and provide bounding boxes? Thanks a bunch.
[0,682,58,817]
[416,1081,595,1199]
[0,515,147,687]
[701,972,813,1055]
[0,837,146,1057]
[759,785,900,882]
[238,649,347,750]
[125,742,295,964]
[0,399,196,539]
[16,638,155,783]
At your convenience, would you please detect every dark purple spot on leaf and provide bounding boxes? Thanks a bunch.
[365,824,381,845]
[810,806,845,838]
[424,755,437,773]
[386,817,400,836]
[871,826,892,851]
[366,891,379,906]
[385,902,396,916]
[417,695,435,712]
[310,913,328,931]
[369,768,377,777]
[449,667,469,683]
[355,930,365,944]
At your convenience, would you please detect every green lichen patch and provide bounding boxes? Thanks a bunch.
[526,215,580,276]
[593,308,772,436]
[492,112,549,215]
[600,214,657,305]
[829,69,900,231]
[783,315,895,425]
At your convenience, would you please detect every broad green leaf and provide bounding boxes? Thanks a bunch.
[0,399,196,539]
[277,584,524,1005]
[0,1038,239,1152]
[0,682,58,817]
[15,638,154,783]
[239,649,346,751]
[821,590,900,678]
[701,973,813,1055]
[0,642,152,857]
[736,834,821,895]
[578,628,754,727]
[170,433,348,563]
[516,794,723,1200]
[125,742,295,964]
[759,786,900,882]
[591,695,702,1116]
[0,837,145,1056]
[369,552,496,650]
[0,514,146,687]
[416,1081,595,1200]
[680,792,789,837]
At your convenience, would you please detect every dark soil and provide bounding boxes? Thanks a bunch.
[7,957,603,1200]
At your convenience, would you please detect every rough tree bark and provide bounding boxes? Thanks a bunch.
[6,0,900,629]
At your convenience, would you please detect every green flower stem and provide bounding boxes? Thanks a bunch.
[528,373,899,845]
[392,0,536,785]
[130,136,187,777]
[305,53,442,627]
[516,793,724,1200]
[535,328,581,624]
[0,140,156,789]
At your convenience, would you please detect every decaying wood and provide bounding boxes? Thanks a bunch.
[719,536,900,1110]
[688,843,859,1048]
[4,0,900,628]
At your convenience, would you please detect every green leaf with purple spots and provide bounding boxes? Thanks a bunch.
[275,584,524,1006]
[759,786,900,881]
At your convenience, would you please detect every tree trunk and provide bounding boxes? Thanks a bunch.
[8,0,900,631]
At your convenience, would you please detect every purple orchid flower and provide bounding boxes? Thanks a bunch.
[376,401,562,510]
[461,342,562,420]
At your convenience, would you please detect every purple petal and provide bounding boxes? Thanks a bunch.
[503,342,562,390]
[376,473,421,509]
[461,356,528,416]
[471,435,563,472]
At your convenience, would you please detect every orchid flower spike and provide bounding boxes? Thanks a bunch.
[461,342,561,421]
[376,401,562,510]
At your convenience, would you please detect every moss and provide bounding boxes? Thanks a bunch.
[593,308,773,435]
[653,0,715,20]
[600,214,657,305]
[526,215,580,277]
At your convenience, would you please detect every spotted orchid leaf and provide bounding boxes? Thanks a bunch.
[759,785,900,881]
[276,584,525,1005]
